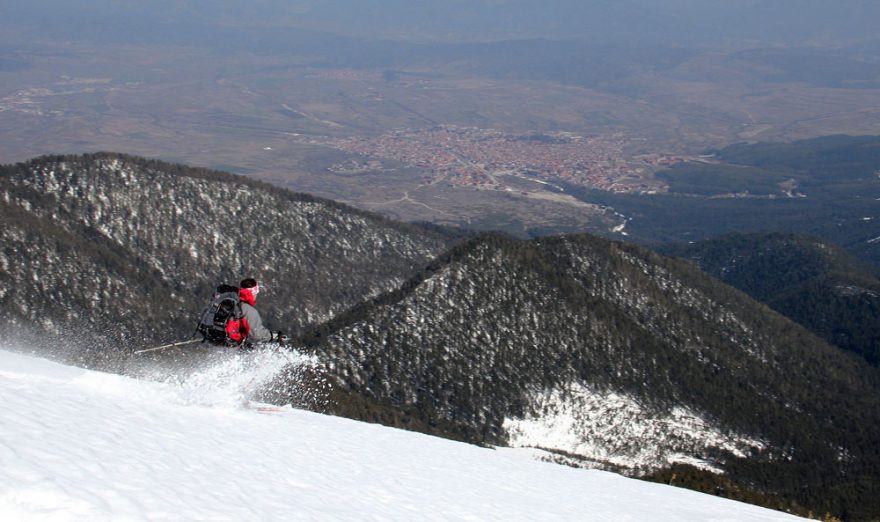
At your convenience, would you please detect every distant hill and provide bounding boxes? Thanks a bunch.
[298,232,880,520]
[660,233,880,366]
[573,135,880,266]
[7,0,880,46]
[0,153,454,351]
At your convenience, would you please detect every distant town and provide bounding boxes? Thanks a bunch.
[327,126,681,194]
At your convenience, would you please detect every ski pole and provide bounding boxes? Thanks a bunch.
[133,338,202,355]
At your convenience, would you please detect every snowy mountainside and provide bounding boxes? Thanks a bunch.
[302,233,880,519]
[3,152,879,518]
[0,348,805,521]
[0,153,453,346]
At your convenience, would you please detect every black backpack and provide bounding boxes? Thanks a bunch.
[197,284,245,345]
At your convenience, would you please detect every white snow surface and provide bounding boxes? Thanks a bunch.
[0,349,804,521]
[505,383,766,473]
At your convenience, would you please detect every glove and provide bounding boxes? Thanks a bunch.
[273,331,289,344]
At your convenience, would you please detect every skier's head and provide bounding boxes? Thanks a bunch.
[240,278,260,304]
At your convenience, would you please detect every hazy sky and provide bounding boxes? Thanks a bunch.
[3,0,880,48]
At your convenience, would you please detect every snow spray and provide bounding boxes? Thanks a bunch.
[140,347,326,411]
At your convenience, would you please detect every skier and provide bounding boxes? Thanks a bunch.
[236,277,287,348]
[136,278,287,355]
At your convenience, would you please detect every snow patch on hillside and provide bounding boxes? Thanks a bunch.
[504,382,766,473]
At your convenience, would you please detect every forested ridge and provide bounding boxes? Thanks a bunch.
[0,153,454,349]
[661,233,880,366]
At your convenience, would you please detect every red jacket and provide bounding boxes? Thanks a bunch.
[225,287,272,343]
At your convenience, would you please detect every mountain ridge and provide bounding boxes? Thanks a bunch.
[0,153,456,350]
[297,231,880,519]
[660,233,880,365]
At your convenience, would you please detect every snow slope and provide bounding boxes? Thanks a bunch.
[0,349,804,521]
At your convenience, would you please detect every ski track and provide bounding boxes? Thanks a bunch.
[0,349,804,521]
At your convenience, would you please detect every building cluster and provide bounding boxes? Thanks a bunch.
[307,69,384,81]
[0,88,52,115]
[332,126,663,193]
